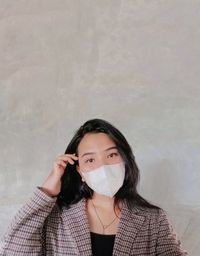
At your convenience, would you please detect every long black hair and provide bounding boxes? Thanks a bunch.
[57,118,161,212]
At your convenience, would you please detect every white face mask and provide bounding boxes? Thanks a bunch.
[80,162,125,197]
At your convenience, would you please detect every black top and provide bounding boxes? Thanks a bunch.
[90,231,116,256]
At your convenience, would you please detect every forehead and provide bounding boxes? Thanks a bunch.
[77,133,116,152]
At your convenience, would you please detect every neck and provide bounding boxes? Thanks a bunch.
[90,192,115,208]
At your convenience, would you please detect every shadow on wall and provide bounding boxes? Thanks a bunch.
[165,205,200,256]
[139,159,200,255]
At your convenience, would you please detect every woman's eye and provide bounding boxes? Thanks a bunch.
[85,158,94,163]
[108,152,118,158]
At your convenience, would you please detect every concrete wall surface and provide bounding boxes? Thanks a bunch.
[0,1,200,255]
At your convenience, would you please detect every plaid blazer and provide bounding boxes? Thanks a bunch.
[0,187,188,255]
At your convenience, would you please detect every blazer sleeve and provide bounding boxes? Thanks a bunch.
[0,187,57,255]
[156,208,188,255]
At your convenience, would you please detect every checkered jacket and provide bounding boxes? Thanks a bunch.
[0,187,188,255]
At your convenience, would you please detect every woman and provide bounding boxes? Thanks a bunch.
[0,118,188,255]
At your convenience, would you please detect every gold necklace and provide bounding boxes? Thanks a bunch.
[91,199,119,234]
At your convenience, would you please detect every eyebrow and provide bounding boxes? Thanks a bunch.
[80,146,118,158]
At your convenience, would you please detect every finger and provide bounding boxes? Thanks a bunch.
[58,155,78,161]
[67,154,79,159]
[59,157,77,164]
[58,153,78,159]
[60,158,75,165]
[56,160,67,167]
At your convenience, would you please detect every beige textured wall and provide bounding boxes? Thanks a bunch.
[0,1,200,254]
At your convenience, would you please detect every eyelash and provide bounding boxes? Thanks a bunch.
[85,152,119,163]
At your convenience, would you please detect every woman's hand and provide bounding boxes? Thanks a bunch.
[40,153,79,197]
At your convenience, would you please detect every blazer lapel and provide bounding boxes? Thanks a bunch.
[62,198,92,255]
[112,202,146,256]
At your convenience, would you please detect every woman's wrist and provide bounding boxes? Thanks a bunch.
[38,186,58,198]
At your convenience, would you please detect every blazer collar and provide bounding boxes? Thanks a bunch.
[62,198,146,255]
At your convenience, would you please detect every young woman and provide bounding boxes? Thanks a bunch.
[0,118,188,255]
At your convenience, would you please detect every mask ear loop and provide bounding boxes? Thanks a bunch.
[80,180,93,199]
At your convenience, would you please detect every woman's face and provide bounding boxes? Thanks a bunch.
[76,132,123,177]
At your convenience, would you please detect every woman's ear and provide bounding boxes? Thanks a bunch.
[76,165,85,182]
